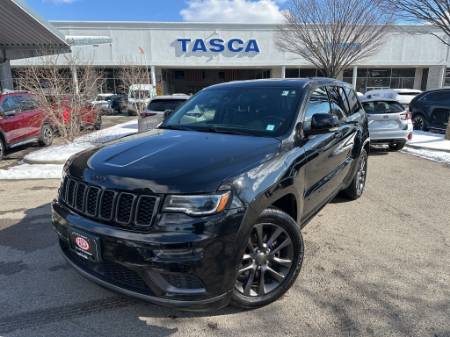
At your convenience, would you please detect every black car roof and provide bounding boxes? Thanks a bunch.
[206,78,349,90]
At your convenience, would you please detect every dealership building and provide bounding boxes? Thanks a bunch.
[6,19,450,95]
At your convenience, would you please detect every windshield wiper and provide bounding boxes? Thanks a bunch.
[159,125,196,131]
[193,126,251,136]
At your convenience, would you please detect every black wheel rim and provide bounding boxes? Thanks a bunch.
[235,223,294,297]
[356,153,367,195]
[43,126,53,144]
[413,116,424,130]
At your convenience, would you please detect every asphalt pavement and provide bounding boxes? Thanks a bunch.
[0,151,449,337]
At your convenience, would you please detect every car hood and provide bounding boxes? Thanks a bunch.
[68,129,281,194]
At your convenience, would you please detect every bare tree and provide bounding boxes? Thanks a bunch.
[118,64,153,116]
[278,0,392,78]
[15,52,103,142]
[384,0,450,46]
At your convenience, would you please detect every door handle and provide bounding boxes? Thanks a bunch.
[333,130,343,138]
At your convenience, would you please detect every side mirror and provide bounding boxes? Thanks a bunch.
[310,113,339,133]
[164,109,174,119]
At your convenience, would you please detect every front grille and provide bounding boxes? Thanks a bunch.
[60,176,159,230]
[64,245,151,294]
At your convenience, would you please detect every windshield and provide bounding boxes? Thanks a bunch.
[362,101,404,114]
[162,87,301,137]
[130,90,151,99]
[97,95,113,101]
[148,99,187,112]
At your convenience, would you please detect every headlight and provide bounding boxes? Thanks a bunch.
[162,191,231,216]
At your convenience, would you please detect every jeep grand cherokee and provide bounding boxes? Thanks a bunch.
[52,79,370,310]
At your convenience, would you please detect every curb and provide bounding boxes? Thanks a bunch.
[22,158,66,165]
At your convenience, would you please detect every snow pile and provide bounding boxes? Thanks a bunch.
[0,120,138,180]
[24,120,138,164]
[403,131,450,164]
[407,131,450,152]
[0,164,63,180]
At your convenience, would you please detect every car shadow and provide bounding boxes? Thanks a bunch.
[0,202,243,336]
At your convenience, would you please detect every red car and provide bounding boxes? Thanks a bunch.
[0,91,54,160]
[48,95,101,130]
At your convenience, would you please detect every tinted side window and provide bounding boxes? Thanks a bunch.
[17,95,37,111]
[1,96,19,112]
[421,91,449,103]
[303,87,330,131]
[328,87,347,120]
[344,87,360,115]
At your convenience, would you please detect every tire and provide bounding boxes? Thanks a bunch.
[342,148,368,200]
[412,114,428,131]
[389,142,405,151]
[0,137,5,161]
[94,115,102,130]
[231,208,304,309]
[38,123,54,147]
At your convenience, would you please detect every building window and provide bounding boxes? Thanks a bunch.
[286,68,300,78]
[445,68,450,87]
[343,68,416,93]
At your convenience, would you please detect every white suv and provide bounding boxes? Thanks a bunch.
[361,98,413,151]
[364,89,422,108]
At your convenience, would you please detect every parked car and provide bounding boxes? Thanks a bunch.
[0,91,53,160]
[53,79,369,310]
[139,94,190,132]
[47,95,102,131]
[364,89,422,108]
[361,98,413,151]
[409,88,450,131]
[142,94,190,117]
[128,84,155,115]
[110,94,128,114]
[91,93,115,115]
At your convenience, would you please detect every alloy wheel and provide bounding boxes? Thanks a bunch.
[235,223,294,297]
[355,152,367,195]
[43,125,53,145]
[413,116,425,130]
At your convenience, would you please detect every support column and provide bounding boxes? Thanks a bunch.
[426,65,445,90]
[271,67,285,79]
[0,60,14,91]
[352,66,358,90]
[280,66,286,79]
[413,68,423,90]
[150,65,157,96]
[71,65,79,95]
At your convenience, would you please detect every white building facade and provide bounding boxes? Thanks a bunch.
[12,21,450,95]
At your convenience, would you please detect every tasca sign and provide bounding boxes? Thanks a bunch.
[176,38,260,53]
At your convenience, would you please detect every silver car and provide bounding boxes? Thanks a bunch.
[361,98,413,151]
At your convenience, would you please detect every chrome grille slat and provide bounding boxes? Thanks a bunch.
[59,176,159,230]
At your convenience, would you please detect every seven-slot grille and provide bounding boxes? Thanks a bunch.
[60,176,159,229]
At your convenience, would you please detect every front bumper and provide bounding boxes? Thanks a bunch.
[52,201,246,310]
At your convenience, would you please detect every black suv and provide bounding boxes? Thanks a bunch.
[52,79,370,310]
[410,88,450,131]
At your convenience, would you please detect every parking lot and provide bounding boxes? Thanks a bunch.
[0,150,449,337]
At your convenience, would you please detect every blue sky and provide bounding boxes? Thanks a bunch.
[24,0,289,23]
[25,0,187,21]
